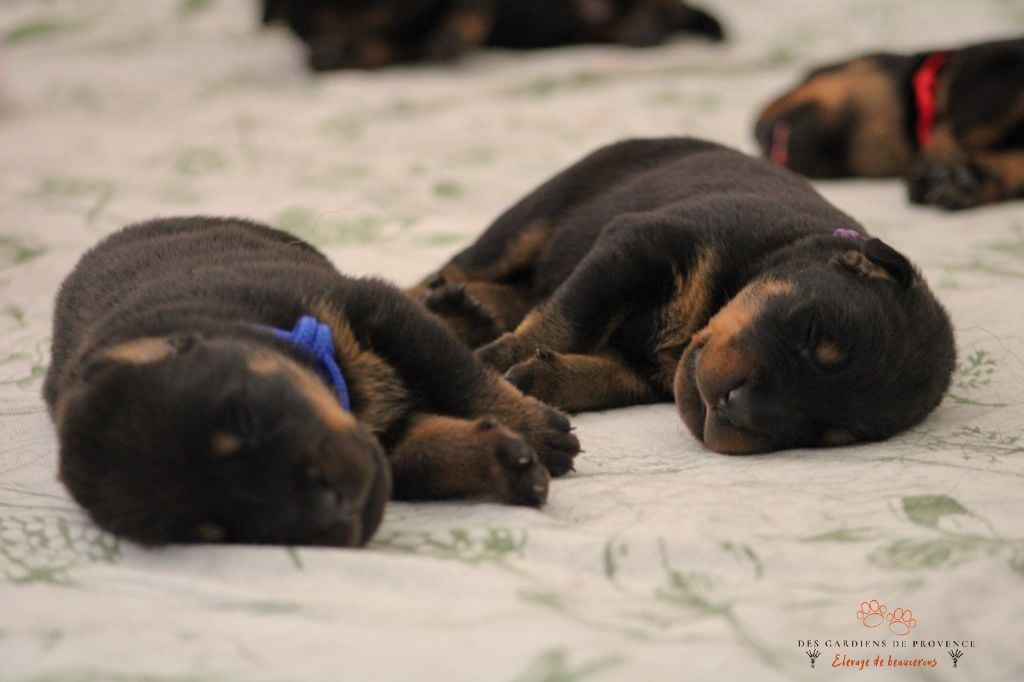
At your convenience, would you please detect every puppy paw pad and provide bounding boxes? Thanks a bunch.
[496,435,536,471]
[534,348,556,361]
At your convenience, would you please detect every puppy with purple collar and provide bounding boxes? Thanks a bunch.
[412,138,957,453]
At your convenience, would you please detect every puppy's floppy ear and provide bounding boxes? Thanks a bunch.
[863,238,915,288]
[836,239,915,288]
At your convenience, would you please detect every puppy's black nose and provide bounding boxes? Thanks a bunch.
[715,384,749,429]
[312,490,363,546]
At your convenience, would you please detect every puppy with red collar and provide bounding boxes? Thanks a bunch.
[755,37,1024,210]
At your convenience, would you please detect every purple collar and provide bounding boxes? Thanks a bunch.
[833,228,866,242]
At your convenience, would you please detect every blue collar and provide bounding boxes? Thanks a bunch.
[263,316,351,412]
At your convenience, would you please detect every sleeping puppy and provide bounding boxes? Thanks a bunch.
[262,0,724,71]
[410,138,956,454]
[755,37,1024,209]
[44,218,579,547]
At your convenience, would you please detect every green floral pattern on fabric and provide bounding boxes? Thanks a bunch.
[0,514,120,585]
[1,0,1022,680]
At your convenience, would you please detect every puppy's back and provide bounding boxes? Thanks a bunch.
[43,217,331,408]
[491,138,858,294]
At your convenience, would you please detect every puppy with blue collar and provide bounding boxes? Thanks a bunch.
[45,217,579,547]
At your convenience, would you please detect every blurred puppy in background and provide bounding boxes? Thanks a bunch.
[755,37,1024,210]
[262,0,724,70]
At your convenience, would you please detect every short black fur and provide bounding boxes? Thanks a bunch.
[263,0,724,70]
[412,138,956,454]
[46,218,579,547]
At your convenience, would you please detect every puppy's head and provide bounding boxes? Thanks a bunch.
[55,334,391,547]
[674,235,955,454]
[754,56,915,178]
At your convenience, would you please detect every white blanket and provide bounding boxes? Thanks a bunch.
[1,1,1022,679]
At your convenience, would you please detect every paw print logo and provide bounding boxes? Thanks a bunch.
[856,599,887,628]
[887,608,917,637]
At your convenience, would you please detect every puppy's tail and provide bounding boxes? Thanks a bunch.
[669,3,726,42]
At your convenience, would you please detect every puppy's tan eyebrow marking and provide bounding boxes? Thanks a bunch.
[210,432,242,457]
[247,351,281,375]
[103,337,178,364]
[814,341,843,365]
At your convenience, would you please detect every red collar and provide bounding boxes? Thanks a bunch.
[911,51,950,147]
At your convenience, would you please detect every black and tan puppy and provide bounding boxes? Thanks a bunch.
[44,218,579,547]
[755,37,1024,210]
[411,138,956,454]
[262,0,724,71]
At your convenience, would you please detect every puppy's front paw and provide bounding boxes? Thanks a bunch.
[503,397,580,478]
[426,282,501,339]
[477,418,550,507]
[505,349,566,408]
[424,281,473,313]
[477,333,530,372]
[907,160,993,210]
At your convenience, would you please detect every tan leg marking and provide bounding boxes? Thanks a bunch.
[387,414,547,505]
[506,351,661,412]
[411,219,553,296]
